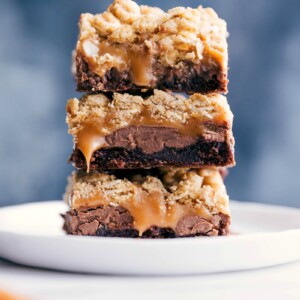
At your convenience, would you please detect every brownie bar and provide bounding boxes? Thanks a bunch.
[75,0,228,93]
[63,206,230,238]
[66,90,235,171]
[62,168,231,238]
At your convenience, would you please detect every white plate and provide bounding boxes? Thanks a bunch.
[0,200,300,275]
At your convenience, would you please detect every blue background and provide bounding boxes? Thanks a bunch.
[1,0,300,207]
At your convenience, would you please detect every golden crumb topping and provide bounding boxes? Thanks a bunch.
[76,0,228,82]
[64,168,230,217]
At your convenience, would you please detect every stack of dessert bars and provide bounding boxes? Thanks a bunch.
[63,0,235,238]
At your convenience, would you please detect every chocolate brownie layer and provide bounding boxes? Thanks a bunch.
[77,55,227,93]
[63,206,230,238]
[70,127,234,170]
[75,0,228,93]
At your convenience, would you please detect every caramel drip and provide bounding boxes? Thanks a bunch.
[123,190,168,234]
[72,191,212,235]
[130,50,153,86]
[93,41,154,86]
[76,123,107,172]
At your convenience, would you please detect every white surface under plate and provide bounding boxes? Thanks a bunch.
[0,200,300,275]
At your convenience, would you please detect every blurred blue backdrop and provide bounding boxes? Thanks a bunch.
[0,0,300,207]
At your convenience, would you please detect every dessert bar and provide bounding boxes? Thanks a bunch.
[75,0,228,93]
[63,168,230,238]
[67,90,235,170]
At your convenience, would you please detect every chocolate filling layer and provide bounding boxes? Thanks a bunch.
[76,55,227,94]
[105,126,198,154]
[70,125,235,170]
[63,206,230,238]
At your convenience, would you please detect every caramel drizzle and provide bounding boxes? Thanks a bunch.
[72,191,212,235]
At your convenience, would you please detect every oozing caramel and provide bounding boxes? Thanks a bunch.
[72,190,212,235]
[76,122,107,172]
[81,40,154,86]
